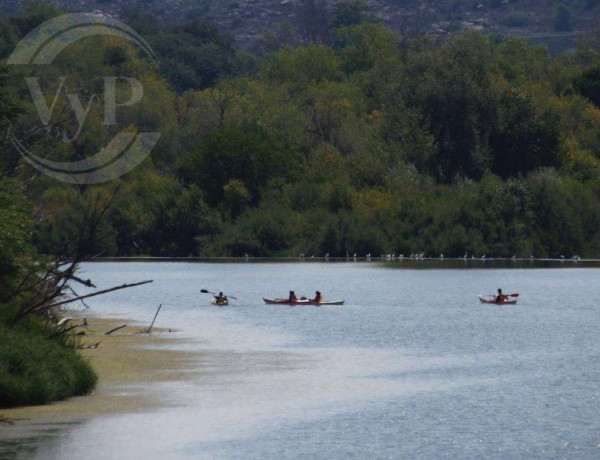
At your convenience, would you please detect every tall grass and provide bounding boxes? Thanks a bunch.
[0,313,97,408]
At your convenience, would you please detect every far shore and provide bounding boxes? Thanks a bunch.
[86,257,600,269]
[0,316,201,443]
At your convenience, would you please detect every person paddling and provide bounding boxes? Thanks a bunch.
[495,288,508,303]
[313,291,323,303]
[288,290,298,303]
[215,291,228,305]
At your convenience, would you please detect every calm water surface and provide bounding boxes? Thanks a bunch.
[4,262,600,459]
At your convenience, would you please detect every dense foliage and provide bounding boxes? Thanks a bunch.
[2,4,600,265]
[0,7,97,408]
[0,164,98,409]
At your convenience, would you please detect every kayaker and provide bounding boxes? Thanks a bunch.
[215,292,228,304]
[495,288,507,303]
[288,291,298,303]
[313,291,323,303]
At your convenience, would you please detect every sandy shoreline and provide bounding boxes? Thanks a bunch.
[0,316,201,442]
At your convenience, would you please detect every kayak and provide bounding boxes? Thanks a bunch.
[210,296,229,306]
[263,298,344,306]
[478,295,517,305]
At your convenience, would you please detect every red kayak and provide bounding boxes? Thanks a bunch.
[263,298,344,306]
[478,295,518,305]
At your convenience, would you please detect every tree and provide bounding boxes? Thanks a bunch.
[573,65,600,107]
[9,1,60,36]
[223,179,251,219]
[149,20,237,92]
[332,0,373,29]
[337,23,398,73]
[491,92,565,178]
[181,124,295,207]
[262,44,340,85]
[400,33,496,181]
[297,0,332,43]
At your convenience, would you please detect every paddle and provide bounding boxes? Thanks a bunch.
[509,293,519,297]
[200,289,238,300]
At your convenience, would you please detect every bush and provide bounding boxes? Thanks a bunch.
[0,322,97,408]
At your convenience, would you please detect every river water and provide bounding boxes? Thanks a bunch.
[3,261,600,459]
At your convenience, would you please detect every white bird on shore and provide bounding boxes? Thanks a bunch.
[511,254,516,260]
[481,254,486,260]
[324,253,329,259]
[440,253,444,259]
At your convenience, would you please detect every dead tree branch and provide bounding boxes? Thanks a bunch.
[33,280,153,314]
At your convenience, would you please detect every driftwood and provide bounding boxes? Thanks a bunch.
[0,417,27,425]
[56,317,72,326]
[76,342,101,349]
[48,324,82,339]
[35,280,153,313]
[104,325,127,335]
[146,304,162,333]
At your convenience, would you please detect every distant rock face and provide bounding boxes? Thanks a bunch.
[1,0,598,51]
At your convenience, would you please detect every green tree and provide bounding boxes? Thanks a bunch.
[401,33,496,181]
[332,0,373,29]
[491,92,565,178]
[337,23,398,73]
[150,20,237,92]
[223,179,251,219]
[573,65,600,107]
[9,1,60,36]
[181,124,295,207]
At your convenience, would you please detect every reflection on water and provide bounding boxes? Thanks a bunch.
[3,262,600,459]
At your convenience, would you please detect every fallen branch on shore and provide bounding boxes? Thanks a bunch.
[104,325,127,335]
[76,342,101,349]
[0,417,27,425]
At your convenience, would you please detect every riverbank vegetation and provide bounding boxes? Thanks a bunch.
[2,5,600,263]
[0,178,98,407]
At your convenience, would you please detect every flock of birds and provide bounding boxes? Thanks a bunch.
[289,252,583,261]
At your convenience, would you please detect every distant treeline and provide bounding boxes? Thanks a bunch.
[2,3,600,264]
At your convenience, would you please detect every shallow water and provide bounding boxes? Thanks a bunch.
[3,261,600,459]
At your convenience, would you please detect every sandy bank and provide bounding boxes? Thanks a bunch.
[0,316,201,439]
